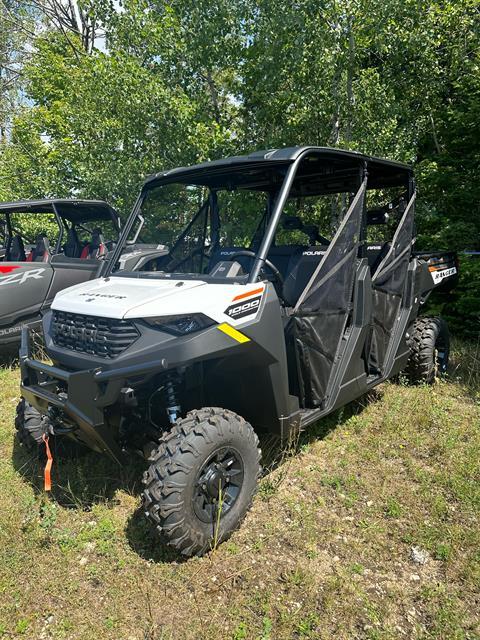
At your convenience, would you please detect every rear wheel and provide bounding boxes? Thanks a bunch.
[406,316,450,384]
[15,398,88,458]
[142,407,261,556]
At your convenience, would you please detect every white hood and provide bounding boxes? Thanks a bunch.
[52,275,268,325]
[52,276,207,319]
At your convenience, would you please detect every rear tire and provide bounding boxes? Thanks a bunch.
[406,317,450,384]
[15,398,88,458]
[142,407,261,557]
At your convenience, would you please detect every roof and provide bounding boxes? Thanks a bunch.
[144,146,412,193]
[0,199,119,224]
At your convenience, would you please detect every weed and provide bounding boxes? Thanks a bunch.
[260,616,272,640]
[384,497,403,518]
[15,619,29,634]
[435,542,452,562]
[282,566,307,587]
[350,562,364,575]
[297,612,320,638]
[232,622,248,639]
[226,541,240,555]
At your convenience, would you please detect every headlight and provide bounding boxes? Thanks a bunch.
[143,313,214,336]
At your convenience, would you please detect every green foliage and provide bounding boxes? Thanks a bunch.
[10,213,59,245]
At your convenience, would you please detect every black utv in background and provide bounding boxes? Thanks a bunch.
[18,147,457,556]
[0,199,167,347]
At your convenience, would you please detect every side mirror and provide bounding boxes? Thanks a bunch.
[126,214,145,244]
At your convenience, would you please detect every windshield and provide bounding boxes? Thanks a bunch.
[112,182,269,277]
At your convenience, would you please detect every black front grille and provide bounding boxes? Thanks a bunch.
[52,311,139,358]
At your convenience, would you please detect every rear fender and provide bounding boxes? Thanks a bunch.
[415,251,459,296]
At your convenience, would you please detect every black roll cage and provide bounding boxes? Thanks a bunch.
[1,201,121,258]
[105,148,415,282]
[3,206,64,255]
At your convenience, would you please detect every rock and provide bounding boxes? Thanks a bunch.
[410,546,430,565]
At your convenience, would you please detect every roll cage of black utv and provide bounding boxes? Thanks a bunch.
[0,199,120,260]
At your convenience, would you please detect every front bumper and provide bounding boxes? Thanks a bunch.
[19,326,169,462]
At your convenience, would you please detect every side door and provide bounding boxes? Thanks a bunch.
[288,179,366,409]
[0,262,54,330]
[42,255,102,309]
[367,194,416,377]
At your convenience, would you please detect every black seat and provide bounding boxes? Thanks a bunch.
[366,242,391,275]
[207,247,249,273]
[63,227,82,258]
[7,235,26,261]
[27,235,50,262]
[282,245,329,307]
[267,245,307,280]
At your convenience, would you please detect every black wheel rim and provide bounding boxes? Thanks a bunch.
[193,447,244,523]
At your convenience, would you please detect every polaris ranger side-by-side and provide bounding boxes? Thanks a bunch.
[18,147,457,556]
[0,199,168,347]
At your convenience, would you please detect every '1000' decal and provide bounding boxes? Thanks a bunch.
[224,287,264,320]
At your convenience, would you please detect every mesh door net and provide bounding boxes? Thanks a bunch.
[289,180,366,408]
[368,194,415,374]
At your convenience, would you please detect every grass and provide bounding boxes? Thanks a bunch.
[0,340,479,639]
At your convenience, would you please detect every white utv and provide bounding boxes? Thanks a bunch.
[18,147,457,556]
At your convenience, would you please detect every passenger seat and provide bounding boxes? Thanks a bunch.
[26,235,50,262]
[63,227,82,258]
[7,235,26,261]
[80,229,106,260]
[366,242,391,275]
[207,247,250,273]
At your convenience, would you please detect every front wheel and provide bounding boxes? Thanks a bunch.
[142,407,261,556]
[406,316,450,384]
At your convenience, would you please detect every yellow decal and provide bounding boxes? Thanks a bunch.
[217,323,250,344]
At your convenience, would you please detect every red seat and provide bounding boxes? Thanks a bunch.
[80,228,106,260]
[26,235,50,262]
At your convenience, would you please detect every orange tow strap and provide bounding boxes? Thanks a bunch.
[42,434,53,492]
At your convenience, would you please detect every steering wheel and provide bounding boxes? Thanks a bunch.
[228,250,284,285]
